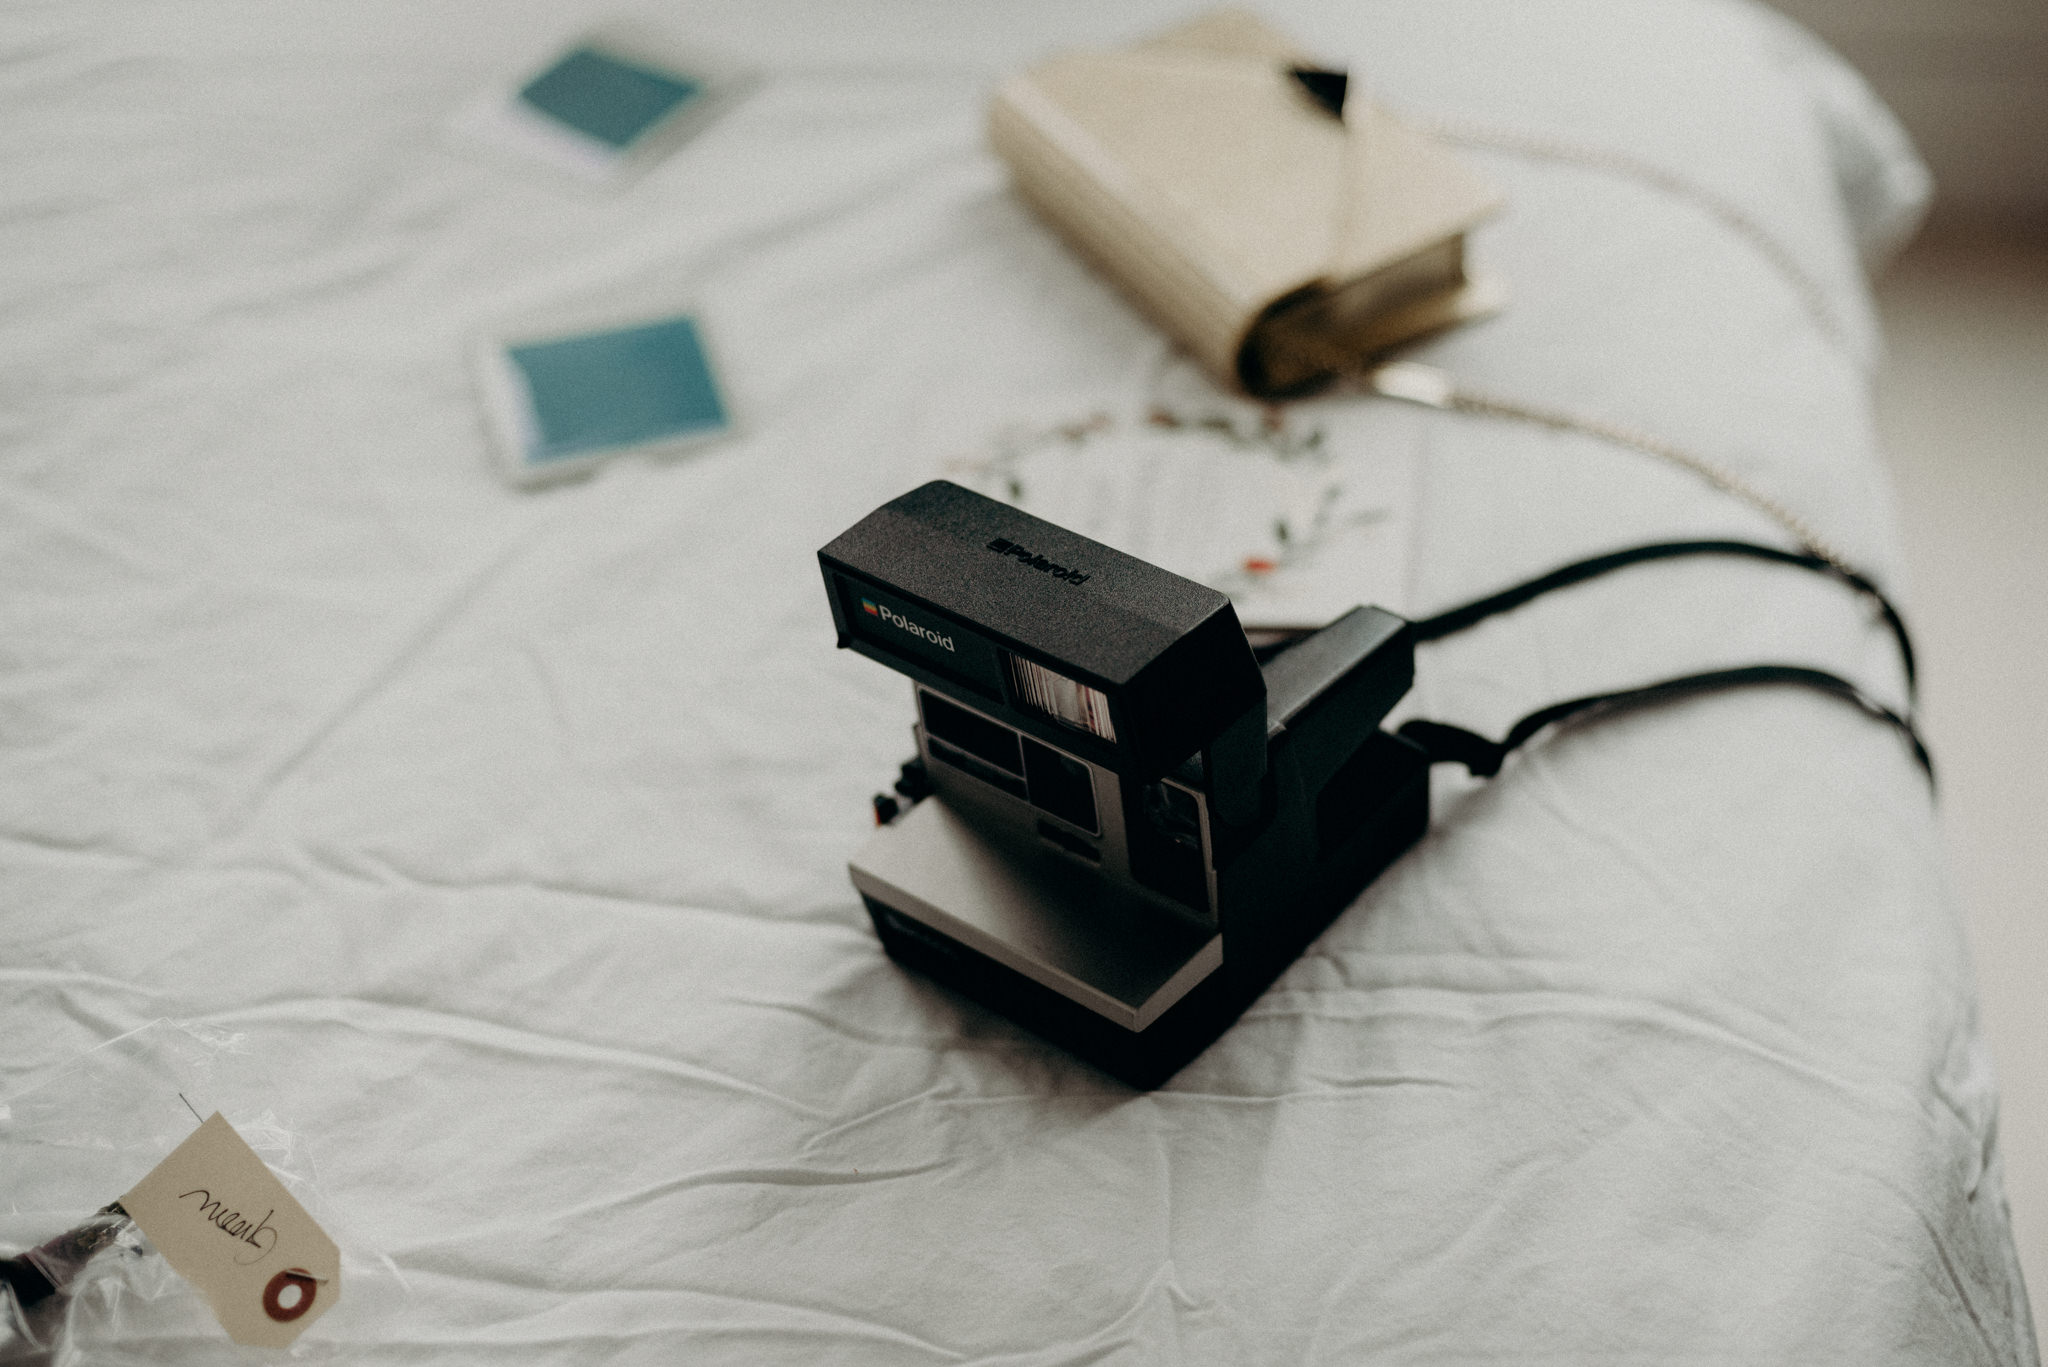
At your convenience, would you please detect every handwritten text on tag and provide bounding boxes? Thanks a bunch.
[122,1112,341,1347]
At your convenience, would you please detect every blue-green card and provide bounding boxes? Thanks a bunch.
[518,47,703,151]
[479,314,732,486]
[454,28,751,185]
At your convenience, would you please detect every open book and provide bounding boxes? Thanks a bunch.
[989,10,1505,396]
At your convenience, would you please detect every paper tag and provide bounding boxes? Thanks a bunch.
[122,1113,341,1348]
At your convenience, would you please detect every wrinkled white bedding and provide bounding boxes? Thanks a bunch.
[1,0,2036,1361]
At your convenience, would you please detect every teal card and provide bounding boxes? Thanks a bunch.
[507,316,729,467]
[517,47,702,150]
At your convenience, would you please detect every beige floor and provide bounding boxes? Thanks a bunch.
[1873,222,2048,1320]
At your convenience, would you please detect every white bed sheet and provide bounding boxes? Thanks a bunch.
[0,0,2036,1361]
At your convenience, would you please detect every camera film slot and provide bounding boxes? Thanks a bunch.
[1036,819,1102,863]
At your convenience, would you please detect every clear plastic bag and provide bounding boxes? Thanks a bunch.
[0,1020,405,1363]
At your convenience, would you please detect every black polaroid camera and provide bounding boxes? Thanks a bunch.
[819,481,1428,1087]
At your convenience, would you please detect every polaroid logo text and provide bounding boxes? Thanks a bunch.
[864,599,955,653]
[986,538,1090,586]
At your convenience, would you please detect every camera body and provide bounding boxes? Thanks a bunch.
[820,481,1428,1087]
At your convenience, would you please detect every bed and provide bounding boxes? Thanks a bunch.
[1,0,2037,1361]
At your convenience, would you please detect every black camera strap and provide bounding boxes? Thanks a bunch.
[1395,540,1934,785]
[1400,664,1929,781]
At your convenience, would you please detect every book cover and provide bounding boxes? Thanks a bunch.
[990,10,1505,395]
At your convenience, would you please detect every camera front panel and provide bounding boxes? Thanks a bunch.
[911,684,1218,928]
